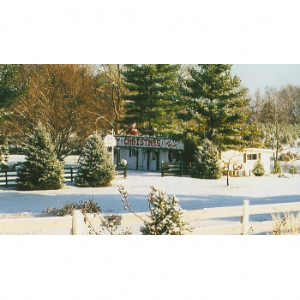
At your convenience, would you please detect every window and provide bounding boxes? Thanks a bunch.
[152,151,157,161]
[247,154,257,160]
[129,148,137,157]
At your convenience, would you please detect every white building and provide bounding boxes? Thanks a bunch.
[113,135,184,171]
[221,148,275,176]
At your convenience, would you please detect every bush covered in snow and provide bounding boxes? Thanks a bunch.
[76,134,115,187]
[140,187,190,235]
[252,159,265,176]
[119,185,190,235]
[279,151,299,161]
[17,124,64,191]
[44,199,101,216]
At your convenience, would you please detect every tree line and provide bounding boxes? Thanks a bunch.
[1,64,300,163]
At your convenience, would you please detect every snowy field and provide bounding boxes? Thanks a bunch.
[1,154,300,234]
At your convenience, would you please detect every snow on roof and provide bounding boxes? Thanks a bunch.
[243,148,275,154]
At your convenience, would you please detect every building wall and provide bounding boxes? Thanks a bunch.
[117,147,180,171]
[221,149,274,176]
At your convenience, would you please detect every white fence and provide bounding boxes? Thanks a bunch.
[1,200,300,235]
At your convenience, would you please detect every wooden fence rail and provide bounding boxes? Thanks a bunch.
[0,170,18,187]
[161,162,192,177]
[1,200,300,235]
[0,165,127,187]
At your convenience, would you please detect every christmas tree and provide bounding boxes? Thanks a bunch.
[272,160,282,174]
[17,123,64,190]
[0,137,9,169]
[140,187,190,235]
[252,160,265,176]
[288,165,298,177]
[191,139,222,179]
[76,134,115,187]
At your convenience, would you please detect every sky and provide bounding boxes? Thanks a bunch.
[231,64,300,96]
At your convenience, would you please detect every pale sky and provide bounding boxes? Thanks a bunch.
[231,64,300,96]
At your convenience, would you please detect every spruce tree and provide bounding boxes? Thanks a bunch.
[184,64,250,151]
[17,124,64,191]
[252,160,265,176]
[140,187,190,235]
[122,64,181,135]
[76,134,115,187]
[272,160,282,174]
[288,165,298,177]
[0,64,27,110]
[0,137,9,169]
[191,139,222,179]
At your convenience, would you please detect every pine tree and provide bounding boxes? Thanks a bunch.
[252,160,265,176]
[184,64,250,151]
[122,64,181,135]
[288,165,298,177]
[191,139,222,179]
[272,160,282,174]
[76,134,115,187]
[17,124,64,191]
[0,137,9,169]
[140,187,190,235]
[0,64,27,110]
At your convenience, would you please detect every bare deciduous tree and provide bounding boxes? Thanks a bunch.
[94,64,128,134]
[8,64,108,159]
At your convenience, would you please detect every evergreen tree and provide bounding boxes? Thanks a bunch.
[183,64,250,151]
[76,134,115,187]
[17,124,64,191]
[191,139,222,179]
[122,64,181,135]
[252,160,265,176]
[0,64,27,110]
[140,187,190,235]
[272,160,282,174]
[288,165,298,177]
[0,137,9,169]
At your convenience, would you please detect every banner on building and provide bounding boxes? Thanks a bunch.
[115,136,184,150]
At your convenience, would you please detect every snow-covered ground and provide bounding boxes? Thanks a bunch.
[1,155,300,234]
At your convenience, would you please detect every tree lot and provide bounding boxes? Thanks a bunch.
[0,64,300,169]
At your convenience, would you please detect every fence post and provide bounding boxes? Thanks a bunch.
[70,168,73,182]
[5,171,8,187]
[242,200,250,235]
[124,165,127,178]
[72,210,83,235]
[161,162,164,177]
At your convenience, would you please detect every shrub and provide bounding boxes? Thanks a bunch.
[272,160,282,174]
[271,212,300,235]
[289,165,298,177]
[76,134,115,187]
[119,185,191,235]
[191,139,222,179]
[279,151,294,161]
[17,123,64,191]
[44,199,101,216]
[252,160,265,176]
